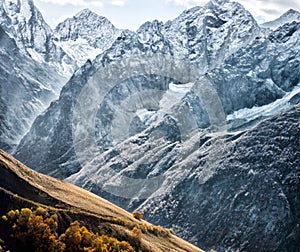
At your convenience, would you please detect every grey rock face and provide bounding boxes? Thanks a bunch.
[0,0,125,154]
[0,0,74,152]
[14,0,266,175]
[54,9,122,67]
[67,104,300,251]
[208,21,300,114]
[55,9,121,49]
[14,0,299,181]
[164,0,261,69]
[14,60,95,177]
[0,0,76,75]
[0,26,67,152]
[138,103,300,252]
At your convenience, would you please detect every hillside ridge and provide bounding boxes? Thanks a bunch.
[0,149,204,252]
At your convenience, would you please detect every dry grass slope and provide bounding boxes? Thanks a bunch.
[0,149,204,252]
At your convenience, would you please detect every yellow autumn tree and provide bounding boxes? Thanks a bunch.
[3,208,65,252]
[2,208,136,252]
[61,221,135,252]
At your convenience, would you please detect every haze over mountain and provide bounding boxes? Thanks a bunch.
[0,0,122,152]
[262,9,300,30]
[0,0,299,251]
[0,23,67,152]
[15,0,266,177]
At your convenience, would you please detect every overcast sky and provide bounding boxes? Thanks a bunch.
[34,0,300,30]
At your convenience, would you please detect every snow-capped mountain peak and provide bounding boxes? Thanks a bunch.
[55,9,120,42]
[1,0,51,52]
[73,8,113,27]
[54,8,122,66]
[137,20,164,33]
[74,8,97,18]
[136,20,165,48]
[262,8,300,30]
[0,0,76,75]
[164,0,260,68]
[56,8,116,42]
[285,8,300,16]
[206,0,229,7]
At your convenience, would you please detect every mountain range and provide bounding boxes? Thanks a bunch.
[0,0,299,251]
[0,0,121,152]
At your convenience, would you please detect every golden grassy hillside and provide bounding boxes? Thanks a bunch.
[0,149,204,252]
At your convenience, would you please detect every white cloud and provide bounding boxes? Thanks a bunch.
[39,0,126,7]
[167,0,207,8]
[39,0,103,7]
[236,0,300,22]
[55,14,75,24]
[109,0,126,6]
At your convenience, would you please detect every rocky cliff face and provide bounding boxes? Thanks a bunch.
[137,102,300,252]
[66,96,300,251]
[0,0,72,152]
[54,9,122,67]
[14,3,299,179]
[0,0,124,152]
[164,0,261,69]
[0,25,67,152]
[14,0,261,174]
[0,0,76,75]
[14,60,95,177]
[64,20,300,248]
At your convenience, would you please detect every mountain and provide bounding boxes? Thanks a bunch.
[0,0,76,152]
[0,25,67,152]
[0,0,123,73]
[0,0,76,75]
[14,0,265,177]
[66,18,300,247]
[54,9,122,67]
[67,101,300,251]
[10,0,300,251]
[0,1,123,153]
[262,9,300,30]
[164,0,261,69]
[14,0,299,177]
[0,149,204,252]
[136,102,300,251]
